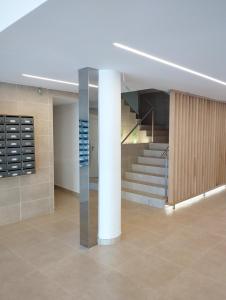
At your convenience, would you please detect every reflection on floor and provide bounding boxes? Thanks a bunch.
[1,187,226,299]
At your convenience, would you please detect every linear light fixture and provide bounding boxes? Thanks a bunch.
[22,74,98,88]
[165,185,226,214]
[113,42,226,86]
[88,83,99,88]
[22,74,78,86]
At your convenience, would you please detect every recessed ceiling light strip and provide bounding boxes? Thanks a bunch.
[22,73,98,88]
[113,42,226,86]
[22,74,78,86]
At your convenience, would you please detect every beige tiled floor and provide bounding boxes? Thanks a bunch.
[1,187,226,299]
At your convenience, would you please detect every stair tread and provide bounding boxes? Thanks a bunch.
[149,142,169,150]
[145,148,167,152]
[122,188,166,200]
[148,148,168,151]
[147,129,169,132]
[139,155,165,160]
[122,178,165,188]
[148,150,168,154]
[133,162,165,168]
[126,171,165,178]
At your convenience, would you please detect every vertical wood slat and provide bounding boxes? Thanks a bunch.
[168,90,226,205]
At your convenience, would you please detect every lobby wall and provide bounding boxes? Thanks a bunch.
[0,82,74,225]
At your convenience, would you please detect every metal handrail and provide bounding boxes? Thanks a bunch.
[161,146,169,206]
[161,146,175,210]
[121,106,154,144]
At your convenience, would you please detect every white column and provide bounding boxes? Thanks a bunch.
[98,70,121,245]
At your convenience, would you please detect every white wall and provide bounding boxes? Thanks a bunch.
[53,102,79,193]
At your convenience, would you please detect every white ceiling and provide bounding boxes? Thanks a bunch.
[0,0,47,32]
[0,0,226,100]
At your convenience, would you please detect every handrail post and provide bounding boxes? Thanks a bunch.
[164,157,168,199]
[161,147,169,206]
[152,110,154,143]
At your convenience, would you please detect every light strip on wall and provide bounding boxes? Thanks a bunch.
[205,185,226,197]
[113,42,226,86]
[22,74,98,88]
[165,185,226,214]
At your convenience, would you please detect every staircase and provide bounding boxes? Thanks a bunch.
[140,125,169,143]
[122,143,168,208]
[122,100,151,144]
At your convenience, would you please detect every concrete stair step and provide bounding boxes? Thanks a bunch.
[146,130,169,136]
[143,149,165,157]
[153,136,169,143]
[122,188,166,208]
[138,156,165,166]
[149,143,169,150]
[139,125,152,131]
[125,171,166,185]
[122,179,166,196]
[132,163,165,175]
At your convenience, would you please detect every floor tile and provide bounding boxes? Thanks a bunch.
[0,270,75,300]
[1,187,226,299]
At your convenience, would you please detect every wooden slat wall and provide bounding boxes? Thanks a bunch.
[168,90,226,205]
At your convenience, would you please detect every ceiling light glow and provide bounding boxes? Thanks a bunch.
[113,42,226,86]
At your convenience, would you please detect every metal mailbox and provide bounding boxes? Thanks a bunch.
[0,115,35,178]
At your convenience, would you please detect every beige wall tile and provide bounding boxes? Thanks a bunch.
[21,183,50,202]
[0,177,19,190]
[18,102,49,121]
[0,188,20,207]
[0,101,19,115]
[35,135,51,152]
[21,198,50,220]
[20,168,50,186]
[17,85,50,105]
[35,151,53,169]
[0,83,76,225]
[0,82,65,225]
[0,204,20,225]
[35,119,50,135]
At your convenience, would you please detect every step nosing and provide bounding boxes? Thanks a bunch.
[133,163,165,168]
[126,171,165,178]
[148,149,168,151]
[139,156,165,160]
